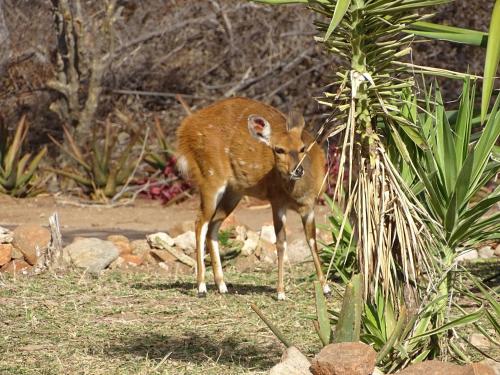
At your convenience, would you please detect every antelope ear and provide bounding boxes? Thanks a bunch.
[286,111,305,133]
[248,115,271,146]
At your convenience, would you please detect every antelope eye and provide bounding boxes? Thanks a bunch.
[299,146,305,153]
[275,147,286,154]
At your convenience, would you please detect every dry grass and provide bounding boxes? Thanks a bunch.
[0,265,336,375]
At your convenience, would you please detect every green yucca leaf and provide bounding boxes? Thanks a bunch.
[322,0,351,41]
[409,308,484,342]
[454,77,473,164]
[481,0,500,124]
[407,21,488,47]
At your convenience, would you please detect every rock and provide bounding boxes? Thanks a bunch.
[396,361,469,375]
[466,363,496,375]
[11,246,24,260]
[147,232,175,248]
[63,238,119,274]
[234,253,259,272]
[107,234,129,243]
[121,254,143,267]
[469,333,490,350]
[220,212,238,230]
[168,221,195,237]
[287,239,310,264]
[456,249,478,262]
[109,256,125,269]
[260,225,276,244]
[107,235,132,255]
[235,225,248,242]
[480,359,500,375]
[150,249,177,264]
[0,244,12,266]
[495,244,500,257]
[173,231,196,254]
[269,346,312,375]
[12,224,51,265]
[0,226,13,243]
[1,259,31,274]
[241,231,260,256]
[478,246,494,259]
[310,342,376,375]
[256,239,277,264]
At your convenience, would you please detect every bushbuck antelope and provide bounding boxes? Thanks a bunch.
[176,97,329,300]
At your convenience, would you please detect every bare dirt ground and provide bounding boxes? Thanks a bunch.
[0,195,331,244]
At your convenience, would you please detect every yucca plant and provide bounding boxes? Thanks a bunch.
[48,120,143,201]
[0,115,47,197]
[395,79,500,250]
[255,0,457,305]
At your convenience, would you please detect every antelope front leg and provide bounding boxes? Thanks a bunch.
[302,210,330,295]
[272,205,287,300]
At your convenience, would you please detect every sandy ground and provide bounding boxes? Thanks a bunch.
[0,194,331,243]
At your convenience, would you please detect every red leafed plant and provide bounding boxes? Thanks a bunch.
[139,118,191,204]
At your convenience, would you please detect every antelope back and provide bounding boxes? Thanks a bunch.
[176,97,325,198]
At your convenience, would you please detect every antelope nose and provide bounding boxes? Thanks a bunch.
[291,166,304,180]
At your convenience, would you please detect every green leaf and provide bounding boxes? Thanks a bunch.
[481,0,500,123]
[322,0,351,41]
[406,21,488,47]
[408,308,484,341]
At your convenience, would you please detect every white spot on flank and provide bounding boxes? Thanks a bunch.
[277,292,286,301]
[177,155,189,177]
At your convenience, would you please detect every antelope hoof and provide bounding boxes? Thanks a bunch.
[323,283,332,296]
[277,292,286,301]
[218,282,228,294]
[197,282,207,297]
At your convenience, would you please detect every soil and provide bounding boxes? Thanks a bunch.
[0,195,331,244]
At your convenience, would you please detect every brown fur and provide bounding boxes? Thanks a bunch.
[176,97,328,298]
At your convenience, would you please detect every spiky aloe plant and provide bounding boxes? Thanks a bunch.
[0,115,47,197]
[48,120,143,200]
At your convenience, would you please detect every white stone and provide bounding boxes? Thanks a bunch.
[234,225,247,242]
[269,346,312,375]
[469,333,491,350]
[455,249,478,262]
[147,232,175,248]
[0,226,13,244]
[478,245,494,259]
[63,238,119,274]
[260,225,276,244]
[173,231,196,254]
[241,231,259,256]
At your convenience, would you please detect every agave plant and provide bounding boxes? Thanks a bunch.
[0,115,47,197]
[48,120,143,200]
